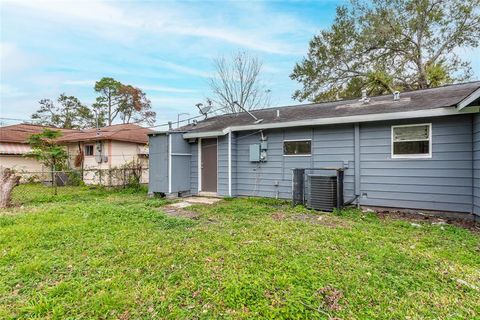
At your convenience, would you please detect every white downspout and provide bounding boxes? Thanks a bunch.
[228,130,232,197]
[168,133,172,194]
[198,138,202,193]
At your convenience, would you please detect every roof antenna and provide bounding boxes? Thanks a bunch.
[233,101,263,124]
[196,101,212,119]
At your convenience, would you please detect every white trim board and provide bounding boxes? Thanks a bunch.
[182,107,478,139]
[197,138,202,193]
[228,131,232,197]
[458,88,480,110]
[168,134,172,194]
[283,138,312,142]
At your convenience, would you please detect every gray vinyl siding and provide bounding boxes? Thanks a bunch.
[148,134,168,193]
[235,129,290,199]
[218,135,229,196]
[233,126,354,200]
[312,125,355,201]
[148,133,191,194]
[359,115,473,213]
[231,132,237,197]
[190,142,198,195]
[473,113,480,215]
[149,113,478,216]
[217,133,238,197]
[170,133,191,193]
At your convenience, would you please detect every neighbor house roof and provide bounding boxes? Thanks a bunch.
[169,81,480,138]
[56,123,154,144]
[0,124,78,144]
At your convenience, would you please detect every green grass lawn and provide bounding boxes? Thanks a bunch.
[1,185,479,319]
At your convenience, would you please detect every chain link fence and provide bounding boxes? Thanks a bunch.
[11,168,149,200]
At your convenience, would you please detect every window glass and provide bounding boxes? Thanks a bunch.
[393,125,429,141]
[284,140,311,155]
[84,145,94,156]
[392,124,430,157]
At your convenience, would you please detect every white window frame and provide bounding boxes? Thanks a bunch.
[391,123,432,159]
[283,139,312,157]
[84,144,94,157]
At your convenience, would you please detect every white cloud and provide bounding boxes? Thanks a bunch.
[2,0,309,55]
[151,59,211,78]
[0,84,26,98]
[63,79,96,86]
[0,0,317,124]
[141,85,198,94]
[150,96,200,107]
[63,79,198,93]
[0,42,40,75]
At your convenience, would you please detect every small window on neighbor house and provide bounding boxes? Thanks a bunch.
[283,140,311,156]
[392,124,431,158]
[84,144,94,156]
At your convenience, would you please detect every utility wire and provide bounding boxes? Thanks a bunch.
[0,105,231,133]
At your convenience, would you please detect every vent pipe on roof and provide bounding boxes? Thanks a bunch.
[393,91,400,101]
[276,110,280,118]
[359,89,370,104]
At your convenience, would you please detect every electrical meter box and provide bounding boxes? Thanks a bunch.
[249,144,260,162]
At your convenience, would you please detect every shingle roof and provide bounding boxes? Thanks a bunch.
[0,124,78,143]
[175,81,480,134]
[56,123,154,144]
[0,123,153,145]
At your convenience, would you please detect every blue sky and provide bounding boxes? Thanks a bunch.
[1,0,479,129]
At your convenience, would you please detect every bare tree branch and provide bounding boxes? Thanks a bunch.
[209,51,271,114]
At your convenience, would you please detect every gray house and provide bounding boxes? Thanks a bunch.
[149,82,480,220]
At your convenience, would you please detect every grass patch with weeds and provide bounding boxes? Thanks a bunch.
[1,185,479,319]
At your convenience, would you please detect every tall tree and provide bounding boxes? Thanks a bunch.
[118,85,156,126]
[31,94,97,129]
[209,51,271,113]
[291,0,480,102]
[94,77,156,126]
[93,77,123,126]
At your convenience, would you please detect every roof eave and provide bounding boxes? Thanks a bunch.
[457,87,480,110]
[182,107,475,138]
[59,137,147,144]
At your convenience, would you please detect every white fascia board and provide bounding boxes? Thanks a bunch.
[458,88,480,110]
[168,134,172,194]
[182,107,475,138]
[183,131,225,139]
[226,107,474,132]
